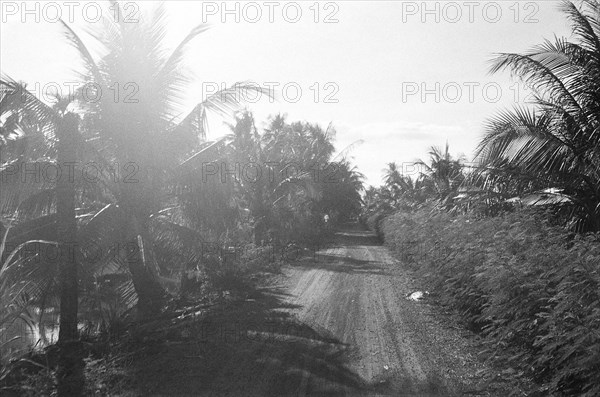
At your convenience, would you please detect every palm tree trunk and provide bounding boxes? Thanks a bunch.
[126,215,165,317]
[252,205,269,245]
[56,113,84,396]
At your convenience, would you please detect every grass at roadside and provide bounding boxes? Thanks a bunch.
[380,208,600,396]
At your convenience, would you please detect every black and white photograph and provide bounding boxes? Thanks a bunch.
[1,1,599,395]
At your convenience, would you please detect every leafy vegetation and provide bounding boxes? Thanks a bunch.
[2,0,600,394]
[0,2,364,394]
[474,0,600,232]
[361,143,466,238]
[382,209,600,396]
[368,1,600,395]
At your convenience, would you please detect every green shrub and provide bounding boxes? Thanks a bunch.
[382,209,600,396]
[84,355,135,396]
[366,212,387,241]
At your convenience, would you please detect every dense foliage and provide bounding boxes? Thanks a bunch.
[474,0,600,232]
[0,2,364,393]
[367,2,600,395]
[2,0,600,394]
[361,143,466,238]
[382,209,600,396]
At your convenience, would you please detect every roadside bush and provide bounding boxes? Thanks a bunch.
[198,243,285,300]
[366,212,387,242]
[382,208,600,396]
[84,354,134,396]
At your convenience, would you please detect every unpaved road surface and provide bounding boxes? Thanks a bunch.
[274,229,485,396]
[136,228,495,396]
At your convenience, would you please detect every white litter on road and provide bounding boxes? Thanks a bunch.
[407,291,429,301]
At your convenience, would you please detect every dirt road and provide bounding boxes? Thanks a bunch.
[275,229,485,396]
[136,228,492,396]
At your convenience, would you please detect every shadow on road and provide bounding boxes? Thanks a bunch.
[126,224,400,395]
[128,282,391,396]
[332,226,382,246]
[292,252,390,276]
[289,225,388,275]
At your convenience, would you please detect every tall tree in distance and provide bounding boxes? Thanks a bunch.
[415,143,465,208]
[319,159,365,223]
[225,112,338,244]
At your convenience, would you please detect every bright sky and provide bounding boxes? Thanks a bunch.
[1,1,572,186]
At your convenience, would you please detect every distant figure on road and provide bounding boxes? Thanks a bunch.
[324,214,330,228]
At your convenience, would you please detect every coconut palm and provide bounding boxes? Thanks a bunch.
[475,0,600,231]
[381,162,435,210]
[223,112,336,244]
[414,143,465,208]
[319,159,365,223]
[0,79,85,395]
[2,1,270,387]
[56,1,269,315]
[383,162,403,203]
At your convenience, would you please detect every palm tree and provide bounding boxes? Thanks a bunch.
[2,2,270,389]
[383,162,403,205]
[415,143,465,208]
[319,159,364,223]
[58,2,269,315]
[476,0,600,231]
[0,80,84,395]
[54,113,83,396]
[224,112,336,244]
[381,162,435,210]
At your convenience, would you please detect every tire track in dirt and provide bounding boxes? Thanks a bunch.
[277,230,476,396]
[176,228,491,396]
